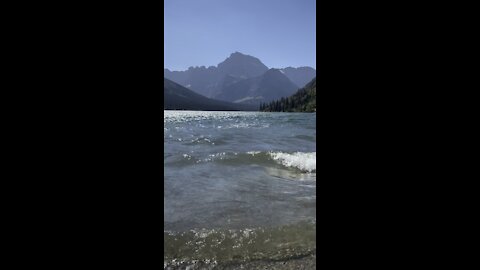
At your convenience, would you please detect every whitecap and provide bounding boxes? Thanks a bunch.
[269,152,316,173]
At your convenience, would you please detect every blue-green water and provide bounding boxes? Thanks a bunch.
[164,111,316,268]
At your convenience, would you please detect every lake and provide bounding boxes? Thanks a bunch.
[164,111,316,269]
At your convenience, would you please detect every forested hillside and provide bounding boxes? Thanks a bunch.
[260,78,316,112]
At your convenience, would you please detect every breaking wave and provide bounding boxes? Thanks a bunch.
[168,151,316,174]
[269,152,316,173]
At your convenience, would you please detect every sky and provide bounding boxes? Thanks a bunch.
[164,0,316,71]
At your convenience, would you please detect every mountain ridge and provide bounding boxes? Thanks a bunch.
[214,68,299,105]
[164,78,257,111]
[164,52,316,106]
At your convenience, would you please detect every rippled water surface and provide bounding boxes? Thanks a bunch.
[164,111,316,268]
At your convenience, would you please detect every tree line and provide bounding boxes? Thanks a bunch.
[260,78,316,112]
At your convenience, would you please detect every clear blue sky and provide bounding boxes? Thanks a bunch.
[164,0,316,71]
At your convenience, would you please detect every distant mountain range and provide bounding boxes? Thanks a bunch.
[215,68,299,105]
[164,78,257,111]
[261,77,316,112]
[280,67,317,89]
[164,52,316,106]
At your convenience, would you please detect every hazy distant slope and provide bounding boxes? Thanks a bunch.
[164,78,256,111]
[280,67,316,88]
[261,77,316,112]
[164,52,316,106]
[164,52,268,98]
[214,69,299,105]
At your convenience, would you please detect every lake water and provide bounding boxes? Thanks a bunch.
[164,111,316,268]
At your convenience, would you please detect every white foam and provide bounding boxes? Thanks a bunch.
[269,152,316,173]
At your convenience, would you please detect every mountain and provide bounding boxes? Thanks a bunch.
[214,68,299,105]
[164,66,220,97]
[164,52,268,98]
[216,52,269,79]
[164,78,256,111]
[164,52,316,106]
[261,77,316,112]
[280,67,316,88]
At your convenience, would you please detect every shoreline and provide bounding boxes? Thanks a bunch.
[164,251,316,270]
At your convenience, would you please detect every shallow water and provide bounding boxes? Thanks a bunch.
[164,111,316,268]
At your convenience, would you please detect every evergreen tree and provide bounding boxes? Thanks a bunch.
[260,77,316,113]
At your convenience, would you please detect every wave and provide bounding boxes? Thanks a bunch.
[164,220,316,269]
[269,152,316,173]
[168,151,316,174]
